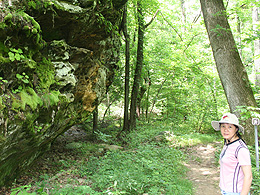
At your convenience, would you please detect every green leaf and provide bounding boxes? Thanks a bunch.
[8,52,15,61]
[17,48,23,53]
[10,48,18,53]
[16,74,23,79]
[23,79,29,84]
[15,53,21,61]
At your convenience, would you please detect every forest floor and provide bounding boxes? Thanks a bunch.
[185,142,222,195]
[0,126,222,195]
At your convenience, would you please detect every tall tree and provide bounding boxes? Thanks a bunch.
[122,4,130,132]
[129,0,144,130]
[253,1,260,89]
[200,0,258,144]
[129,0,159,130]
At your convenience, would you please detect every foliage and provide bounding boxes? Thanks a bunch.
[96,12,117,33]
[1,0,260,193]
[8,48,25,62]
[23,0,55,10]
[35,57,56,91]
[10,185,47,195]
[87,145,192,194]
[16,73,29,84]
[1,10,44,50]
[51,185,99,195]
[235,106,260,126]
[41,91,60,107]
[94,129,113,142]
[0,77,8,85]
[251,167,260,195]
[6,116,260,194]
[246,144,260,194]
[167,133,217,147]
[115,0,228,133]
[5,119,222,195]
[13,87,43,111]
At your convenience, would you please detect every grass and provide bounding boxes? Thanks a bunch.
[4,117,260,195]
[4,119,223,195]
[86,145,192,194]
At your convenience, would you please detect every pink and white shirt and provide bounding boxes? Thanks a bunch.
[219,139,251,193]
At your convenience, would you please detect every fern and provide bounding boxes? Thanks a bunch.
[41,91,60,107]
[20,87,42,110]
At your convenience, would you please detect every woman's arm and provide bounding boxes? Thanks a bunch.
[240,165,252,195]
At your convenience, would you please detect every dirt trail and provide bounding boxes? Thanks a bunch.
[185,143,221,195]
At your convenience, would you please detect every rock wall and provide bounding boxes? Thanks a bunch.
[0,0,126,187]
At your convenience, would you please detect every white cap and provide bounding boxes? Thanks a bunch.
[211,113,244,134]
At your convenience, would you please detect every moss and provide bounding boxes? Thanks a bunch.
[4,13,13,22]
[34,34,40,45]
[24,58,37,69]
[9,11,44,49]
[29,17,41,32]
[23,25,30,31]
[41,90,60,107]
[23,25,30,37]
[0,135,6,142]
[31,28,38,34]
[0,41,8,53]
[20,87,43,110]
[0,23,7,30]
[0,56,9,64]
[18,11,43,47]
[35,58,55,90]
[11,87,43,111]
[27,0,37,9]
[12,88,60,111]
[11,97,22,111]
[24,0,55,11]
[0,97,5,110]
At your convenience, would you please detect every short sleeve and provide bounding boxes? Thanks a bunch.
[237,147,251,166]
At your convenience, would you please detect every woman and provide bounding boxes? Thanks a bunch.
[211,113,252,195]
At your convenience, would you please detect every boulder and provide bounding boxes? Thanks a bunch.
[0,0,126,187]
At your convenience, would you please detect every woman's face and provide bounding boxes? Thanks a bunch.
[220,123,238,141]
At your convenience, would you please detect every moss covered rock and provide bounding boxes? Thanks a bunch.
[0,0,126,187]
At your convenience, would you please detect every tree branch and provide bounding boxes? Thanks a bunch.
[145,9,160,29]
[159,11,183,42]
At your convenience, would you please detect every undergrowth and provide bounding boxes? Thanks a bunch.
[3,119,237,195]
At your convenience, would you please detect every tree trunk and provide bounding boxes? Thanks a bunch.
[129,0,144,130]
[145,71,151,120]
[136,85,147,118]
[253,1,260,89]
[129,5,159,130]
[93,106,98,133]
[122,4,130,132]
[200,0,258,144]
[236,4,242,57]
[180,0,186,32]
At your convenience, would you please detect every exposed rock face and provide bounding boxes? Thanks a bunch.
[0,0,126,187]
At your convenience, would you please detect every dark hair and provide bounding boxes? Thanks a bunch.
[236,131,242,139]
[233,125,242,138]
